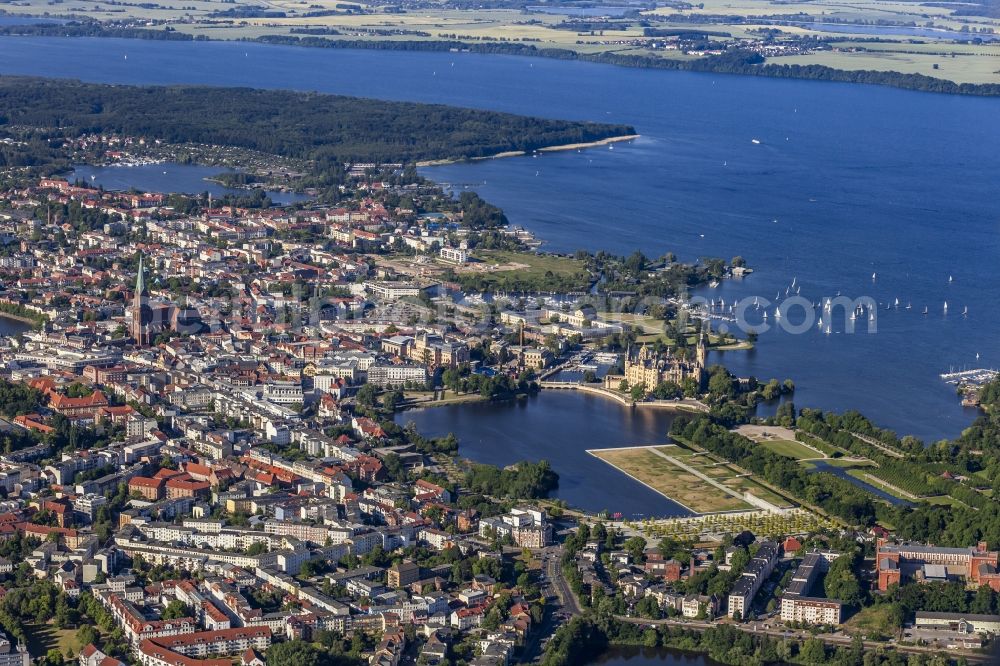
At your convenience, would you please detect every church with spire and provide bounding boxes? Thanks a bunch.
[129,254,203,346]
[130,255,154,346]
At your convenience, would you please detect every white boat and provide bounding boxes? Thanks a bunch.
[763,312,768,321]
[849,313,856,322]
[774,309,782,321]
[894,298,899,307]
[949,275,954,283]
[869,313,876,322]
[923,307,929,315]
[944,301,949,313]
[963,306,968,316]
[751,138,761,144]
[872,272,876,281]
[906,303,912,310]
[818,317,823,328]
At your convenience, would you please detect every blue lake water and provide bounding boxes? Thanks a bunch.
[795,21,1000,41]
[526,5,637,16]
[0,36,996,443]
[399,391,687,518]
[68,163,312,205]
[0,316,33,337]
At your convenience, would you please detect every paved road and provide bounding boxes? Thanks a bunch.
[520,546,583,663]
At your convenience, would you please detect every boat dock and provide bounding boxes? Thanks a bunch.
[940,368,999,385]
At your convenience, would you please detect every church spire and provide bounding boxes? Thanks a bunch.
[135,254,147,298]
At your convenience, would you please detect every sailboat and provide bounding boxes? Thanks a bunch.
[894,298,899,308]
[791,277,797,288]
[872,272,877,281]
[962,306,968,316]
[763,311,768,321]
[949,275,954,283]
[922,306,928,315]
[906,303,912,310]
[774,309,782,321]
[944,301,949,313]
[817,317,823,328]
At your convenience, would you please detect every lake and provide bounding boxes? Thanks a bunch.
[398,391,687,518]
[526,5,638,16]
[0,316,33,337]
[68,163,312,205]
[795,22,1000,41]
[0,36,996,442]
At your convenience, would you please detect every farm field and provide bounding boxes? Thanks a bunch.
[4,0,1000,83]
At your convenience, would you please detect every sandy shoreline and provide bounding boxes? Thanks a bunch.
[416,134,640,167]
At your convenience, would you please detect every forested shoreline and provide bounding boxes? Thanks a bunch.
[2,22,999,96]
[0,76,635,165]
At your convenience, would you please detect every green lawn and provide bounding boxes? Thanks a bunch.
[462,250,592,292]
[25,624,80,660]
[759,439,821,460]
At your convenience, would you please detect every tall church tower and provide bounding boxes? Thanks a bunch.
[130,255,150,345]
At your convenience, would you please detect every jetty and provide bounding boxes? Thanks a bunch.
[940,368,999,385]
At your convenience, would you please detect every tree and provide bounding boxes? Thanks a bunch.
[623,536,646,562]
[972,585,998,615]
[161,600,191,620]
[800,637,826,664]
[355,384,377,407]
[708,369,735,399]
[76,625,99,648]
[266,641,328,666]
[630,383,646,402]
[652,381,682,400]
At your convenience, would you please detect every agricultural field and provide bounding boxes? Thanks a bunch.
[5,0,1000,83]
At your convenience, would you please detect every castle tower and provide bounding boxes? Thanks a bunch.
[696,331,707,368]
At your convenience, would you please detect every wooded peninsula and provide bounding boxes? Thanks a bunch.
[0,75,635,164]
